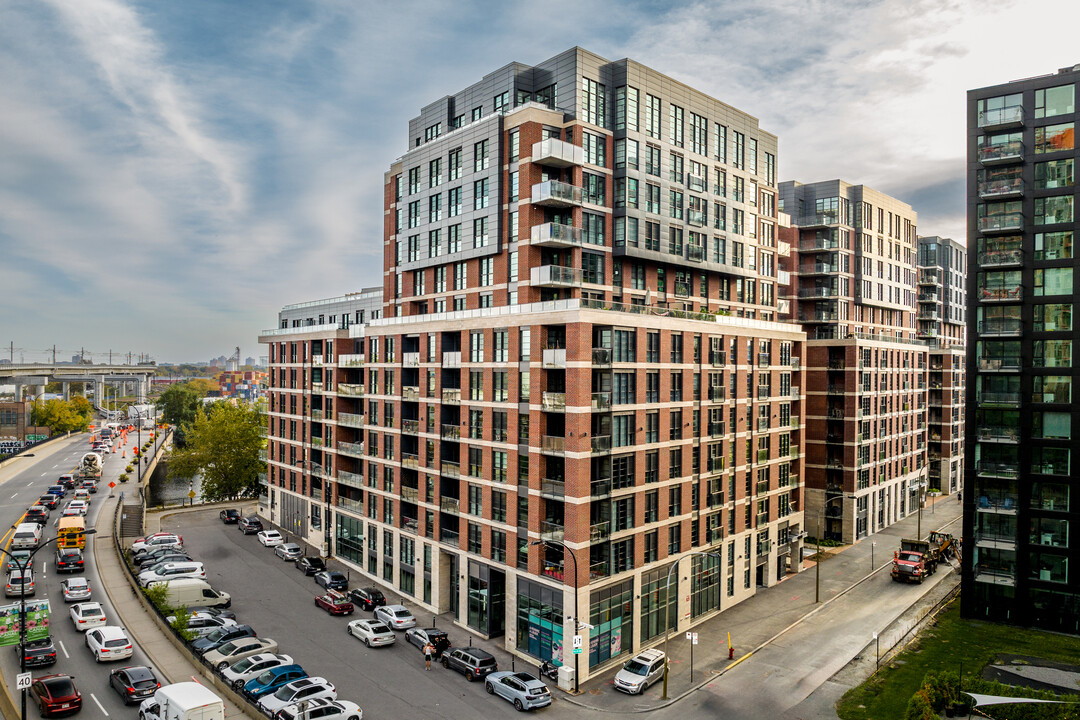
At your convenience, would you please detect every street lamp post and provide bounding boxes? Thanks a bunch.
[0,528,98,719]
[530,539,578,694]
[661,551,720,700]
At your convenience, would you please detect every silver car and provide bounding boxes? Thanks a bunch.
[275,543,303,561]
[485,671,552,711]
[373,604,416,630]
[61,577,91,602]
[347,619,396,647]
[220,652,294,691]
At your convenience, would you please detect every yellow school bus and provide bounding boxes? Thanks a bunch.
[58,516,86,550]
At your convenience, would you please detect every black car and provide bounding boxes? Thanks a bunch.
[37,494,60,510]
[18,637,57,668]
[219,509,241,524]
[348,587,386,611]
[295,556,327,576]
[54,548,84,574]
[314,571,348,591]
[25,507,50,526]
[108,665,160,704]
[192,624,255,654]
[134,550,193,569]
[239,516,263,534]
[442,647,498,681]
[59,475,78,490]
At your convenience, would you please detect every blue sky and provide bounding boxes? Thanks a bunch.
[2,0,1078,363]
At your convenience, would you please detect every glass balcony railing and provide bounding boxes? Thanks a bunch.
[441,351,461,368]
[977,392,1021,407]
[979,213,1024,233]
[541,435,565,455]
[591,435,612,453]
[592,348,612,365]
[531,222,583,247]
[441,388,461,404]
[976,492,1019,513]
[402,453,419,469]
[978,141,1024,164]
[978,178,1024,198]
[337,440,365,457]
[978,286,1022,302]
[978,106,1024,129]
[541,392,566,412]
[532,180,583,207]
[977,356,1021,371]
[532,265,582,287]
[440,497,460,514]
[798,287,841,298]
[403,352,420,367]
[440,460,460,478]
[977,249,1023,267]
[540,478,565,499]
[337,383,364,397]
[337,470,363,488]
[978,318,1023,336]
[591,392,611,412]
[441,424,460,440]
[976,461,1019,479]
[541,520,565,542]
[338,412,365,428]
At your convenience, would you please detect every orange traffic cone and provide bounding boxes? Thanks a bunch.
[122,450,126,458]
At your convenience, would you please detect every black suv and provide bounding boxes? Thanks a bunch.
[348,587,386,610]
[192,625,255,654]
[296,556,327,576]
[238,516,263,534]
[18,637,57,668]
[442,648,498,681]
[25,507,50,526]
[219,509,241,524]
[54,548,84,574]
[135,550,191,569]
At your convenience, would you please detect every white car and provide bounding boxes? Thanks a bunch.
[258,677,336,715]
[137,561,206,587]
[73,489,92,504]
[275,698,362,720]
[373,604,416,630]
[346,619,396,647]
[613,648,666,695]
[70,602,107,631]
[61,577,92,602]
[163,611,237,639]
[257,530,284,547]
[204,636,280,671]
[85,625,134,662]
[66,500,89,516]
[220,653,294,691]
[132,533,183,553]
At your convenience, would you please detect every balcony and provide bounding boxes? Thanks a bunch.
[338,353,365,367]
[802,262,839,275]
[802,310,839,323]
[338,412,364,428]
[978,392,1021,408]
[976,461,1019,479]
[532,264,582,288]
[592,348,611,365]
[799,236,841,251]
[440,460,460,478]
[758,386,771,400]
[541,435,565,455]
[687,209,707,227]
[440,528,460,545]
[540,478,565,499]
[591,435,612,453]
[439,350,461,369]
[977,249,1023,267]
[338,440,365,458]
[977,426,1020,443]
[979,178,1024,199]
[686,173,706,192]
[540,520,565,542]
[542,392,566,412]
[978,286,1022,302]
[687,245,705,262]
[542,347,567,368]
[710,351,727,367]
[532,180,583,207]
[337,383,364,397]
[979,213,1023,234]
[532,138,584,168]
[441,423,460,440]
[401,385,420,401]
[442,388,461,404]
[402,453,419,469]
[978,106,1024,129]
[591,392,611,411]
[977,356,1021,372]
[978,140,1024,165]
[403,352,420,367]
[258,448,268,461]
[795,212,842,228]
[336,496,363,515]
[979,318,1023,336]
[440,497,460,515]
[674,281,691,298]
[401,419,420,434]
[917,309,940,321]
[531,222,583,248]
[590,521,610,542]
[709,386,726,402]
[401,485,420,502]
[918,269,941,285]
[918,292,941,304]
[337,470,363,489]
[798,287,841,298]
[976,492,1019,514]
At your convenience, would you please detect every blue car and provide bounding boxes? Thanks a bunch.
[243,665,307,699]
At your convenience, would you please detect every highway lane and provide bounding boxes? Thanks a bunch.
[161,509,549,720]
[0,432,160,719]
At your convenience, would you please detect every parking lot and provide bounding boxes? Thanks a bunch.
[160,508,555,718]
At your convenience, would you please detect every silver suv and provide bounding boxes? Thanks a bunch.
[613,648,665,695]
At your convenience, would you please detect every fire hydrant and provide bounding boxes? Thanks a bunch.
[729,647,735,660]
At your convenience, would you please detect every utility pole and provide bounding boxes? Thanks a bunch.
[9,341,13,363]
[52,345,57,364]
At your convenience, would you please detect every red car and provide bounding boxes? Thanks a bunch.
[30,674,82,717]
[314,591,354,616]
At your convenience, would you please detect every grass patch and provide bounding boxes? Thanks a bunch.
[836,599,1080,720]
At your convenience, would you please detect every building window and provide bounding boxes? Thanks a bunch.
[581,77,606,127]
[474,140,489,172]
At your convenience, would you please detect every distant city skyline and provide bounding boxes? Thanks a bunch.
[3,0,1079,361]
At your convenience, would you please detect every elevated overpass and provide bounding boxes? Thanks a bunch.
[0,363,156,403]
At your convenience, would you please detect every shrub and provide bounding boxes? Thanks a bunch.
[170,605,197,642]
[118,473,129,482]
[142,583,171,613]
[125,464,134,473]
[904,691,935,720]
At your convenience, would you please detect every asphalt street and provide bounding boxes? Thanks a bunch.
[0,432,159,719]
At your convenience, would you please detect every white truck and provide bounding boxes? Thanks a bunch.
[78,452,103,482]
[138,682,224,720]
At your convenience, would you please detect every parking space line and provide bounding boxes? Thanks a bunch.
[59,640,69,658]
[91,693,109,716]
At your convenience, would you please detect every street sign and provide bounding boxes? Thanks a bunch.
[692,633,699,645]
[572,634,582,654]
[108,481,116,489]
[188,490,196,499]
[16,672,31,690]
[686,631,692,640]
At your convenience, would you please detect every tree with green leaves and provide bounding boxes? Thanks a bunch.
[155,383,203,427]
[167,402,265,501]
[30,399,90,434]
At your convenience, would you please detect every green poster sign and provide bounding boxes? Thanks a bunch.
[0,599,51,646]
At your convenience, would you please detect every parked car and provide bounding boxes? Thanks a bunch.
[258,530,285,547]
[373,604,416,631]
[54,548,85,574]
[347,587,385,611]
[18,636,58,668]
[346,619,395,647]
[188,606,237,621]
[273,698,363,720]
[258,677,336,715]
[192,624,256,654]
[163,611,238,639]
[442,647,498,681]
[295,556,327,575]
[38,494,60,509]
[29,674,81,717]
[239,516,264,534]
[135,551,193,569]
[613,648,666,695]
[204,636,279,671]
[108,665,160,705]
[314,591,354,616]
[131,533,183,554]
[70,602,107,631]
[404,628,450,657]
[85,626,134,662]
[275,543,303,561]
[219,508,241,524]
[485,671,552,711]
[61,577,91,602]
[25,506,50,525]
[314,571,348,591]
[137,561,206,587]
[220,652,294,691]
[242,664,308,700]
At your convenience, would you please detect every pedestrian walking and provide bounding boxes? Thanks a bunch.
[424,642,434,670]
[957,490,962,504]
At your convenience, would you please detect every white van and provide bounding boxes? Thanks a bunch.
[11,523,42,550]
[153,578,231,609]
[139,682,224,720]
